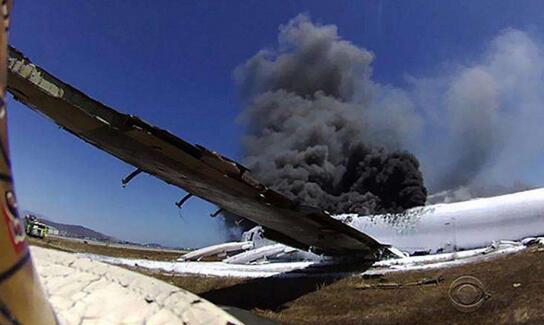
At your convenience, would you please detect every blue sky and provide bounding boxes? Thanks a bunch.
[7,1,544,247]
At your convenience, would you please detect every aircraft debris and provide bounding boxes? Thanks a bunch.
[336,189,544,255]
[6,45,385,257]
[179,241,254,262]
[355,276,444,290]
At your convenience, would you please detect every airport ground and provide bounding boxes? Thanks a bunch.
[29,236,544,324]
[28,236,186,261]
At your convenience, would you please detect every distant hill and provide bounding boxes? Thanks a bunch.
[37,218,115,241]
[23,211,174,249]
[21,210,115,241]
[36,218,112,241]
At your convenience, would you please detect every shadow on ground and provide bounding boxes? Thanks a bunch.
[200,260,375,311]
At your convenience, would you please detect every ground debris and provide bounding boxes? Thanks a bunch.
[355,276,444,290]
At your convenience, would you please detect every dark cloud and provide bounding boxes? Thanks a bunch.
[218,18,544,236]
[232,15,427,222]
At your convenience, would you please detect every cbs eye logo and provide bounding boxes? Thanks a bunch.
[449,275,490,313]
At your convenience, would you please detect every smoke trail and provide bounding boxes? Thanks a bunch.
[234,15,427,216]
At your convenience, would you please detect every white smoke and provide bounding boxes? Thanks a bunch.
[409,28,544,192]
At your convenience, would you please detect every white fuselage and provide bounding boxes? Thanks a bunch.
[336,188,544,254]
[180,188,544,263]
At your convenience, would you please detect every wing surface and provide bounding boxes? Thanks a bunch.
[7,46,385,256]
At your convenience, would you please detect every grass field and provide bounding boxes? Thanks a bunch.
[30,236,544,324]
[27,236,185,261]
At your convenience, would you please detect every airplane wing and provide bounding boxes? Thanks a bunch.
[6,46,385,257]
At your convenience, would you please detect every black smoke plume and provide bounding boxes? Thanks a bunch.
[231,15,427,221]
[219,21,544,237]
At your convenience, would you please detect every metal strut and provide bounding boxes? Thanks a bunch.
[210,208,223,218]
[121,168,143,187]
[175,193,193,209]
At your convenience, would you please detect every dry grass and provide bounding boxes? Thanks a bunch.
[28,236,185,261]
[137,247,544,324]
[31,237,544,324]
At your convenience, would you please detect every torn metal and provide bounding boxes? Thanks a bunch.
[6,46,385,256]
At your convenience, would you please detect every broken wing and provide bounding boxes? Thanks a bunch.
[7,46,385,257]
